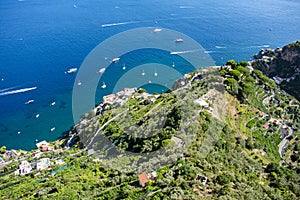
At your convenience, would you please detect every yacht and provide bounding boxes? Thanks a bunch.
[25,99,34,104]
[141,70,145,76]
[65,68,78,74]
[112,57,120,63]
[175,38,184,43]
[101,82,107,89]
[122,64,126,70]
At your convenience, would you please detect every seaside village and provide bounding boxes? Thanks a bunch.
[0,65,296,188]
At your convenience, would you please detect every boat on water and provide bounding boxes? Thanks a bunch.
[51,101,56,106]
[172,62,175,68]
[35,114,40,118]
[175,38,184,43]
[153,70,158,77]
[65,68,78,74]
[77,81,82,86]
[112,57,120,63]
[17,131,21,135]
[141,70,145,76]
[122,64,126,70]
[50,127,55,132]
[98,68,106,74]
[25,99,34,104]
[101,82,107,89]
[153,28,162,33]
[148,80,152,83]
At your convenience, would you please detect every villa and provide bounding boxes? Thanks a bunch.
[14,160,32,176]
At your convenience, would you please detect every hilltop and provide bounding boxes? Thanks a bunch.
[0,45,299,199]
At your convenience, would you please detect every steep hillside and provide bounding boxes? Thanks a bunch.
[0,62,299,199]
[251,41,300,100]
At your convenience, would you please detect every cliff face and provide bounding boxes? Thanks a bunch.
[252,41,300,100]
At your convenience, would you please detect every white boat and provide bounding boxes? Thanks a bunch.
[50,127,55,132]
[77,81,82,86]
[73,4,77,8]
[101,82,107,89]
[51,101,56,106]
[17,131,21,135]
[112,57,120,63]
[153,28,162,33]
[35,114,40,118]
[25,99,34,104]
[98,68,106,74]
[141,70,145,76]
[175,38,184,43]
[148,80,152,83]
[35,139,38,142]
[153,71,158,77]
[172,62,175,68]
[122,64,126,70]
[65,68,78,74]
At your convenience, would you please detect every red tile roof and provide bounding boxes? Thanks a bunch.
[138,173,149,187]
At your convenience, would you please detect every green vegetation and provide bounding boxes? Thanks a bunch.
[0,57,299,199]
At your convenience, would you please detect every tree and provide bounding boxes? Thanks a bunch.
[0,146,6,154]
[226,59,235,67]
[228,70,241,80]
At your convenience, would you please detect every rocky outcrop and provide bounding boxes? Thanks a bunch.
[251,41,300,100]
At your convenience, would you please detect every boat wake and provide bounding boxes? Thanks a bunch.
[215,45,226,49]
[101,20,151,27]
[0,86,19,93]
[0,86,37,96]
[248,44,270,48]
[170,49,201,55]
[204,50,217,54]
[179,6,194,9]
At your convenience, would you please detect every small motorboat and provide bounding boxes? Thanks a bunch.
[112,57,120,63]
[50,127,56,132]
[141,70,145,76]
[25,99,34,104]
[122,64,126,70]
[65,68,78,74]
[153,28,162,33]
[98,68,106,74]
[175,38,184,43]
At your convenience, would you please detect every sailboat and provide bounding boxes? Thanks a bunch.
[101,82,107,89]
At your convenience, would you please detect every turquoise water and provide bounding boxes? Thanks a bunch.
[0,0,299,150]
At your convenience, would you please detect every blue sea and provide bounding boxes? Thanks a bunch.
[0,0,299,150]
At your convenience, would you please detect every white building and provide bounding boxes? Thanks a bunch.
[14,160,32,176]
[36,158,51,171]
